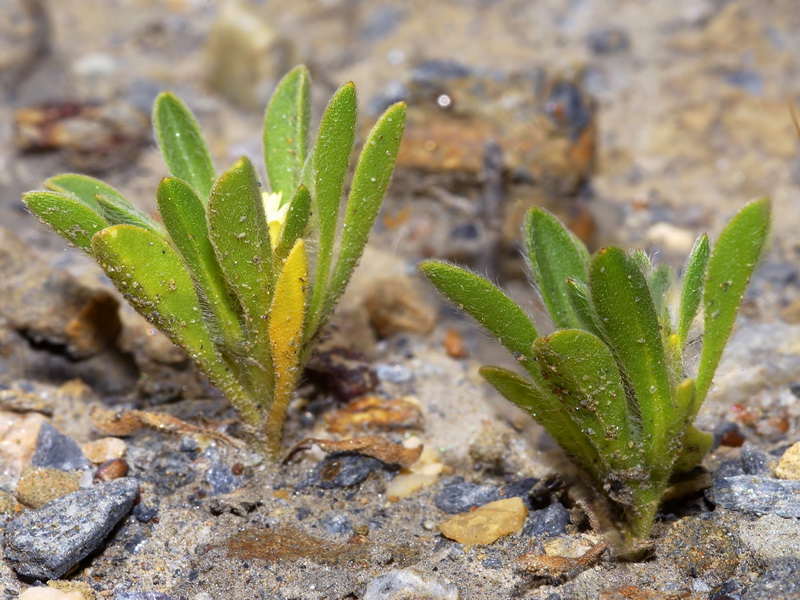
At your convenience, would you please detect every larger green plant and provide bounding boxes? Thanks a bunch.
[421,199,770,546]
[23,66,406,458]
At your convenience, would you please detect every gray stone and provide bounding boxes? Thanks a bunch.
[320,513,353,537]
[740,442,773,476]
[363,568,459,600]
[302,455,384,489]
[745,559,800,599]
[206,461,241,496]
[374,363,414,384]
[707,475,800,517]
[435,482,500,514]
[4,477,139,579]
[523,503,570,539]
[31,422,89,471]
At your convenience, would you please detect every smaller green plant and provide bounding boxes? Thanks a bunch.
[421,199,770,547]
[23,66,406,458]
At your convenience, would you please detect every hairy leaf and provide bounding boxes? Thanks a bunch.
[153,92,216,200]
[275,185,311,260]
[23,191,110,251]
[45,173,123,214]
[590,247,673,470]
[533,329,638,471]
[265,239,308,457]
[95,194,164,237]
[91,225,257,422]
[323,101,407,325]
[676,233,709,352]
[525,207,590,329]
[307,82,357,335]
[695,198,771,410]
[264,65,310,200]
[420,260,538,368]
[157,177,244,346]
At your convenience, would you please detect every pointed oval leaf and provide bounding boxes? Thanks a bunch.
[480,366,603,477]
[533,329,638,471]
[525,207,590,329]
[153,92,216,200]
[565,278,605,340]
[207,156,274,331]
[23,191,110,251]
[275,185,311,260]
[648,264,673,321]
[695,198,771,409]
[590,246,673,469]
[420,260,538,369]
[45,173,123,213]
[323,101,407,324]
[307,82,357,334]
[264,65,311,199]
[157,177,244,345]
[265,239,308,457]
[95,194,164,237]
[676,234,709,351]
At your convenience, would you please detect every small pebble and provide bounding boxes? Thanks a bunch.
[586,26,631,55]
[206,460,241,496]
[775,441,800,479]
[523,503,570,539]
[482,557,503,569]
[363,568,459,600]
[115,594,176,600]
[708,475,800,517]
[746,558,800,598]
[301,455,384,489]
[439,497,528,545]
[132,501,158,523]
[94,458,130,482]
[16,467,81,509]
[435,481,500,514]
[374,363,413,384]
[81,438,126,464]
[741,442,773,476]
[32,422,89,471]
[4,478,140,579]
[320,513,353,537]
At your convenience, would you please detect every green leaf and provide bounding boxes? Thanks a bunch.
[322,101,407,325]
[533,329,638,471]
[23,191,110,251]
[45,173,122,214]
[480,366,603,477]
[589,247,674,470]
[420,260,538,369]
[265,239,308,458]
[263,65,311,200]
[525,207,590,329]
[207,157,274,325]
[274,184,311,260]
[648,264,673,320]
[672,424,713,473]
[95,194,164,237]
[153,92,216,201]
[157,177,244,347]
[676,234,710,351]
[307,82,357,336]
[565,278,605,340]
[91,225,257,421]
[695,198,771,410]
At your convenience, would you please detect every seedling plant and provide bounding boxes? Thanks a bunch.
[421,199,770,547]
[23,66,406,458]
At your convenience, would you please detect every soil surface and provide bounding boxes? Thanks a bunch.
[1,1,800,599]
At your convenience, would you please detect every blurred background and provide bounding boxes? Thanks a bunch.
[2,0,799,317]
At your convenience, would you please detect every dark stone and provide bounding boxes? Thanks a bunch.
[178,436,200,453]
[320,513,353,537]
[31,422,89,471]
[435,482,500,514]
[707,475,800,517]
[4,478,139,579]
[740,442,772,476]
[745,558,800,599]
[115,593,177,600]
[296,507,311,520]
[482,557,502,569]
[132,501,158,523]
[714,458,745,483]
[523,503,570,539]
[502,478,538,508]
[586,27,631,55]
[146,451,195,492]
[301,455,384,489]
